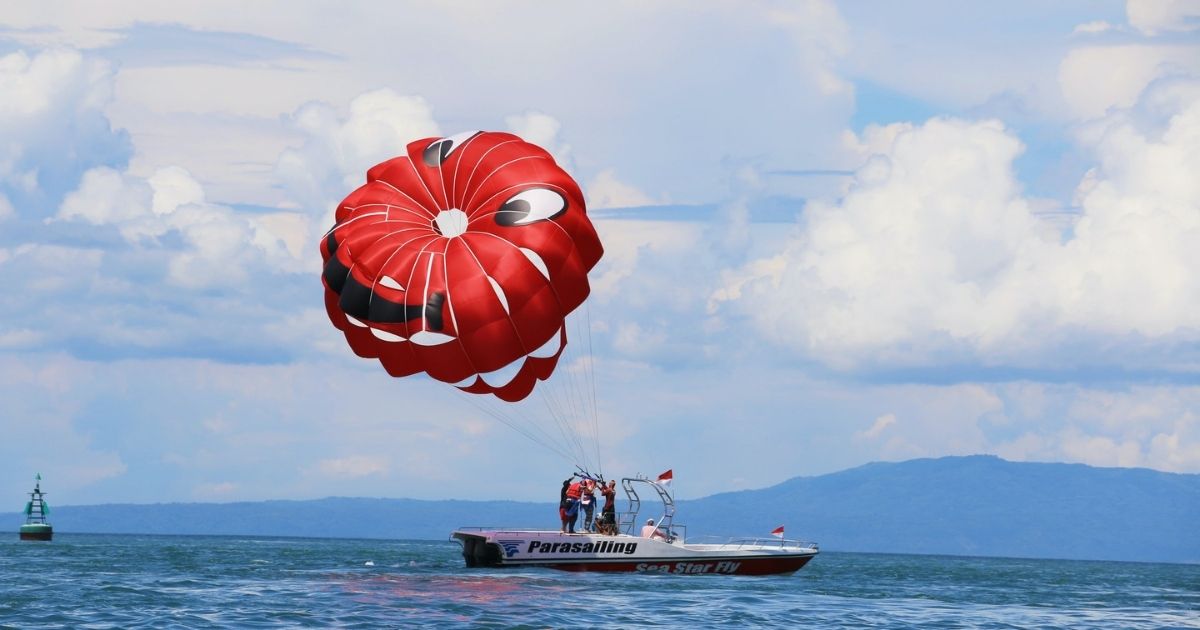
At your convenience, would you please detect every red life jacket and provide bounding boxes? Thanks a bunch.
[566,482,582,499]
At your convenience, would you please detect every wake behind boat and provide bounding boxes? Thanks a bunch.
[452,475,818,576]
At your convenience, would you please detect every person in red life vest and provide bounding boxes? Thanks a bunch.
[564,479,583,534]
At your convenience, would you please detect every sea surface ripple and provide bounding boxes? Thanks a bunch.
[1,534,1197,628]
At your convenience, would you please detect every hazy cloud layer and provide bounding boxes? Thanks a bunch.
[2,2,1200,504]
[4,353,1196,505]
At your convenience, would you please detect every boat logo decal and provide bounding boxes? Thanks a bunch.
[637,561,743,574]
[497,539,524,558]
[525,540,639,555]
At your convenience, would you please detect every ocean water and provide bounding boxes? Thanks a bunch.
[1,534,1196,629]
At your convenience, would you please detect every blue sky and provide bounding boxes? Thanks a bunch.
[2,1,1199,505]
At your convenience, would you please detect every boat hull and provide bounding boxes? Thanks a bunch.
[452,529,817,576]
[19,524,52,541]
[512,555,814,575]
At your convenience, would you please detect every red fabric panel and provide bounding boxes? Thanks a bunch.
[320,131,603,401]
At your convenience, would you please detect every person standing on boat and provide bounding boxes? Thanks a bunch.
[580,480,596,532]
[564,478,583,533]
[598,480,617,534]
[559,478,573,533]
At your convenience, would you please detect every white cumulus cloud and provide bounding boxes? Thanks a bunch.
[856,413,897,440]
[1072,20,1116,35]
[276,89,439,221]
[712,76,1200,371]
[316,455,389,479]
[586,169,657,209]
[1126,0,1200,35]
[0,47,109,120]
[0,48,129,217]
[505,110,572,170]
[56,165,313,287]
[57,166,153,233]
[1059,44,1200,120]
[995,384,1200,472]
[766,0,851,97]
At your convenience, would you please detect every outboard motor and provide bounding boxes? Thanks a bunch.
[457,534,502,568]
[461,536,479,567]
[473,540,502,567]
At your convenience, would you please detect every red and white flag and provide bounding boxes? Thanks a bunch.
[771,525,785,538]
[656,469,673,485]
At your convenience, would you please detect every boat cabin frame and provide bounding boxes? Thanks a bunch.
[616,475,684,542]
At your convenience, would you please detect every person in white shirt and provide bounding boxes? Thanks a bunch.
[640,518,665,539]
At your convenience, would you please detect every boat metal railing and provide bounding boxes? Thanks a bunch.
[449,525,641,536]
[682,535,819,551]
[450,526,569,534]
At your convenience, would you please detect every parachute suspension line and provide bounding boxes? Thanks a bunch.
[464,397,549,456]
[534,385,572,460]
[446,234,579,467]
[561,312,596,471]
[515,309,601,474]
[536,393,571,460]
[461,394,575,463]
[585,303,601,478]
[540,390,588,470]
[536,339,571,458]
[452,311,604,474]
[562,308,595,474]
[538,360,593,471]
[561,307,600,475]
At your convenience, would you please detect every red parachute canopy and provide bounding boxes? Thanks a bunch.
[320,131,604,401]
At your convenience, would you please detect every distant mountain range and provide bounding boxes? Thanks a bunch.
[6,456,1196,563]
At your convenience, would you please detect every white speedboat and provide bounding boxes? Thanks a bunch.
[451,475,818,576]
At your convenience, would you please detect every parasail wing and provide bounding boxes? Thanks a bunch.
[320,131,603,401]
